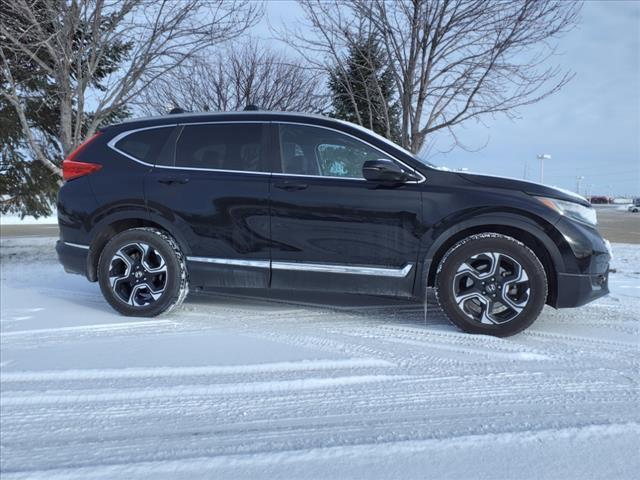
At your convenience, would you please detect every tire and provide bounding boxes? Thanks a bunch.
[97,227,189,317]
[435,233,547,337]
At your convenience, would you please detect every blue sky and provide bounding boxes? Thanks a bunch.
[261,1,639,196]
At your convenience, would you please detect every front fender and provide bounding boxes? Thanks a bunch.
[413,210,568,297]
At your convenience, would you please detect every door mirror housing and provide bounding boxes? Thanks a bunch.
[363,159,419,183]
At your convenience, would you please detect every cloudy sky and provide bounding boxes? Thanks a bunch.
[261,1,639,196]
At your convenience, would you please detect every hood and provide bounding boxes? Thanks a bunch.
[457,171,591,207]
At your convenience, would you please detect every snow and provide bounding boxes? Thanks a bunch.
[0,212,57,226]
[1,237,639,478]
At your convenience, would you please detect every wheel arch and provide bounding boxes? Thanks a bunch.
[416,213,565,307]
[86,212,189,282]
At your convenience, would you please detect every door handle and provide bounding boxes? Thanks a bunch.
[274,180,308,191]
[158,175,189,185]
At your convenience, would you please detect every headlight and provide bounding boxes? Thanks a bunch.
[536,196,597,227]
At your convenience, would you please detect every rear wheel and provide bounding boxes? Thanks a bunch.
[435,233,547,337]
[98,228,188,317]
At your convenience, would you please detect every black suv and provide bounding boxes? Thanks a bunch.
[57,111,611,336]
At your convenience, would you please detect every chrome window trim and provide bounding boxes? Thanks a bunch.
[186,256,413,278]
[146,165,271,175]
[106,120,426,183]
[64,241,90,250]
[273,172,366,182]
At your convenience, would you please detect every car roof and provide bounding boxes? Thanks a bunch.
[113,110,331,127]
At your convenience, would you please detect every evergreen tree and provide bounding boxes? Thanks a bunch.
[0,2,130,218]
[329,36,400,143]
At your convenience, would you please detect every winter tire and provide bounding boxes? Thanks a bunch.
[98,227,189,317]
[435,233,547,337]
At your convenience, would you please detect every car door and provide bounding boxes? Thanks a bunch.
[145,121,272,288]
[269,122,423,296]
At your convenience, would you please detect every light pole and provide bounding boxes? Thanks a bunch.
[537,154,551,183]
[576,175,584,195]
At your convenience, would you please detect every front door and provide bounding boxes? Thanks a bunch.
[269,123,423,296]
[145,122,272,288]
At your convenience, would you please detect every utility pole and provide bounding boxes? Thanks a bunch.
[523,159,528,180]
[576,175,584,195]
[537,154,551,183]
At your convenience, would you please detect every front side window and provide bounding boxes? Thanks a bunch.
[175,123,267,172]
[278,124,392,179]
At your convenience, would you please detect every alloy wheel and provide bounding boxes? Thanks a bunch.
[108,242,167,307]
[452,252,530,325]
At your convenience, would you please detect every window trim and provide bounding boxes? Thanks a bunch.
[108,122,272,175]
[107,120,425,183]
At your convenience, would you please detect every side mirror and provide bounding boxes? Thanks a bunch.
[362,159,418,182]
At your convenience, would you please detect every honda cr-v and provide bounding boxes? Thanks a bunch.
[56,111,611,336]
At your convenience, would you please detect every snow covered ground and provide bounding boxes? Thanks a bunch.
[1,236,638,479]
[0,213,57,226]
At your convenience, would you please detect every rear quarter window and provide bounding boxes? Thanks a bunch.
[113,126,177,165]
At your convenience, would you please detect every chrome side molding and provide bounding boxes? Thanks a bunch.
[271,261,412,277]
[186,256,413,278]
[64,242,90,250]
[186,257,270,269]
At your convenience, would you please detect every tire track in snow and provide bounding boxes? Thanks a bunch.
[1,374,407,406]
[1,319,177,338]
[3,424,638,480]
[0,358,393,382]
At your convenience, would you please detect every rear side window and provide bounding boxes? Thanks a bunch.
[114,126,176,165]
[175,123,268,172]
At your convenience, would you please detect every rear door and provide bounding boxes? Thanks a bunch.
[145,122,272,288]
[269,122,423,296]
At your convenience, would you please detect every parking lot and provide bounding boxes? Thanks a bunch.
[593,206,640,244]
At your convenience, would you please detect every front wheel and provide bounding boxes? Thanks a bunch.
[98,228,189,317]
[435,233,547,337]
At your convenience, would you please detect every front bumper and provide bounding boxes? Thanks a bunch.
[555,270,609,308]
[56,240,89,277]
[552,217,611,308]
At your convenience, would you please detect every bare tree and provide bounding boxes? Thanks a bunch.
[137,41,327,115]
[281,0,580,153]
[0,0,262,177]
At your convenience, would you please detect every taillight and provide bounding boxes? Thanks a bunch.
[63,159,102,181]
[63,132,102,181]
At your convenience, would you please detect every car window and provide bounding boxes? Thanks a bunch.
[175,123,267,172]
[114,126,175,164]
[278,124,392,179]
